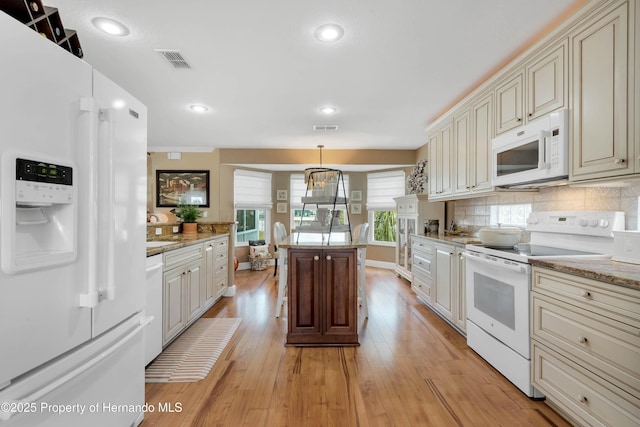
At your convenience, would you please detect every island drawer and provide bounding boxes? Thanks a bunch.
[163,245,203,271]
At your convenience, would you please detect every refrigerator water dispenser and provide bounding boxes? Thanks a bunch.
[1,153,77,274]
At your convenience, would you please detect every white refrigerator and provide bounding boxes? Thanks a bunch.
[0,12,148,427]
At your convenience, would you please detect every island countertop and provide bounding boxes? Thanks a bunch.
[278,234,367,249]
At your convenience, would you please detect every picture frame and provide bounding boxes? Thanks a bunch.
[277,189,288,201]
[351,190,362,202]
[350,203,361,215]
[277,203,288,214]
[156,170,210,207]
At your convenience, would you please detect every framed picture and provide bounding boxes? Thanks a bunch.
[277,203,288,213]
[351,190,362,201]
[350,203,361,214]
[277,189,288,201]
[156,170,210,207]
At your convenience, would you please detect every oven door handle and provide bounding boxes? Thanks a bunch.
[461,252,528,274]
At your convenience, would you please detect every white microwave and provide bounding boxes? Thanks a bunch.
[491,108,568,188]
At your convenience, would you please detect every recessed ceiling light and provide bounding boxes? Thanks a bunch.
[319,106,337,114]
[92,17,129,37]
[112,99,126,109]
[314,24,344,42]
[190,104,208,113]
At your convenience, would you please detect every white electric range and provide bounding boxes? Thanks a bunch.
[463,211,625,397]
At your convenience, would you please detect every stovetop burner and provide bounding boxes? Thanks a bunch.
[479,243,600,257]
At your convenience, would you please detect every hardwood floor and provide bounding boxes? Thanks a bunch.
[143,266,571,427]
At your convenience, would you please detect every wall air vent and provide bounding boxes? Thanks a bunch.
[155,49,191,69]
[313,125,339,131]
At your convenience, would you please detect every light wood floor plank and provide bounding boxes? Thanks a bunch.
[143,266,571,427]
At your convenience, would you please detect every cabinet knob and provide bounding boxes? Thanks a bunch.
[314,255,319,261]
[326,255,332,261]
[528,113,532,117]
[578,336,588,344]
[578,394,588,404]
[614,158,626,164]
[517,118,522,122]
[581,290,591,298]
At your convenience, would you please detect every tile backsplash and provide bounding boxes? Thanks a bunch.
[453,179,640,234]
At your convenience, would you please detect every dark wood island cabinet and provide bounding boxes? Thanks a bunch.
[287,248,358,346]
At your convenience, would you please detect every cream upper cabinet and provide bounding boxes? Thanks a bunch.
[526,40,568,121]
[453,92,494,197]
[427,119,453,199]
[495,71,524,134]
[570,1,634,180]
[453,108,470,195]
[495,39,567,136]
[452,92,494,197]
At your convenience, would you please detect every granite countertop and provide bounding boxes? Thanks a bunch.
[279,234,367,249]
[530,258,640,291]
[413,233,482,247]
[146,232,228,256]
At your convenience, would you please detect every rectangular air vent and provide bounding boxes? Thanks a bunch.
[155,49,191,69]
[313,125,339,131]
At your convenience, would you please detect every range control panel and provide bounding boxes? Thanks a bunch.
[527,211,626,237]
[15,158,74,205]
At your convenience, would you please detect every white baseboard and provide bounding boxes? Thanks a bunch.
[364,260,395,270]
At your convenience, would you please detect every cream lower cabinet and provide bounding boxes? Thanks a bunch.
[162,244,205,346]
[162,236,230,347]
[411,236,466,334]
[531,267,640,426]
[411,237,433,303]
[204,236,229,307]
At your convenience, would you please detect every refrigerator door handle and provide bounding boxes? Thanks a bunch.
[78,98,100,308]
[0,317,152,422]
[97,108,116,302]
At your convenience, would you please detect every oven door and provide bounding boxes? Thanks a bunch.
[464,251,531,358]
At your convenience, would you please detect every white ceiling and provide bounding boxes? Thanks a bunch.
[47,0,580,152]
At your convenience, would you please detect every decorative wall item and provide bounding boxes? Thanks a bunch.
[351,190,362,201]
[277,203,288,213]
[157,170,210,207]
[407,160,428,194]
[277,189,288,200]
[351,203,361,214]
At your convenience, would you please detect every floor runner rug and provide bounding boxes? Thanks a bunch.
[145,317,241,382]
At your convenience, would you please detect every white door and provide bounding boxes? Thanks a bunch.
[0,14,93,387]
[91,71,147,337]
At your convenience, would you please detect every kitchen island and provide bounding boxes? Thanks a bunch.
[278,235,366,346]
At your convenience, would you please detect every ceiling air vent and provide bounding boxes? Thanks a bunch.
[313,125,339,131]
[155,49,191,69]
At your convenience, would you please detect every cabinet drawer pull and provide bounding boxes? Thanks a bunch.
[581,290,592,298]
[578,336,588,344]
[314,255,319,261]
[326,255,332,261]
[578,394,588,404]
[614,158,626,164]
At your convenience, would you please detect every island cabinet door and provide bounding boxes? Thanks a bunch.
[323,249,357,340]
[288,250,322,338]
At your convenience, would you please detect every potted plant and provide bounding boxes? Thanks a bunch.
[177,203,201,234]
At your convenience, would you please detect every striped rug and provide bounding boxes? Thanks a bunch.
[145,317,241,383]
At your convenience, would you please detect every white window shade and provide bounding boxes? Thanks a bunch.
[234,169,272,208]
[366,170,405,210]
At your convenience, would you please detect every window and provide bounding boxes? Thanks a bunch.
[234,169,272,245]
[366,170,405,245]
[489,203,532,227]
[290,173,349,231]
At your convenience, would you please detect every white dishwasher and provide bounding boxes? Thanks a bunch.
[145,254,163,365]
